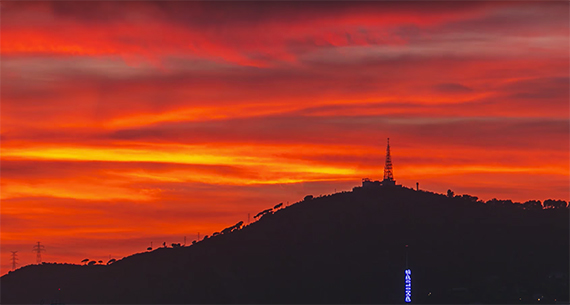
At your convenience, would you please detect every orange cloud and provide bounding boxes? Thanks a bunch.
[2,0,569,276]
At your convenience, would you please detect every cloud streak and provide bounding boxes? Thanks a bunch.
[1,1,568,275]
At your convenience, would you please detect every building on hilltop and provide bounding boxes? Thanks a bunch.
[362,177,381,187]
[359,138,398,188]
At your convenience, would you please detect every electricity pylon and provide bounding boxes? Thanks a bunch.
[10,251,18,270]
[32,241,45,264]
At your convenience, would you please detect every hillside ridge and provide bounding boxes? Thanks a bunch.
[2,186,568,304]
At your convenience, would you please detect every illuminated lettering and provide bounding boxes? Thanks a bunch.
[404,269,412,303]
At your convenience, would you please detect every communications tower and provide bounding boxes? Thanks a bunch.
[404,245,412,303]
[382,138,396,186]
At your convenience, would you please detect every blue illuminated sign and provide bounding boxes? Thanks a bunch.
[405,269,412,303]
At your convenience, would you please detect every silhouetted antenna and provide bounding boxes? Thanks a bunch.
[10,251,18,270]
[383,138,394,181]
[32,242,45,264]
[416,182,419,191]
[405,244,409,268]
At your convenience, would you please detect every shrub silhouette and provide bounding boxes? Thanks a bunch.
[544,199,568,209]
[523,200,543,210]
[254,208,273,219]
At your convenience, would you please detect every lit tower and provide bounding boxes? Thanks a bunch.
[382,138,396,186]
[404,245,412,303]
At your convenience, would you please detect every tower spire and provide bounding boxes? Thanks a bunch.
[383,138,394,181]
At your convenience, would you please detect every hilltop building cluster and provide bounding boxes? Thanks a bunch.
[358,138,401,189]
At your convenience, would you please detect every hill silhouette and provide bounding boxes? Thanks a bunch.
[2,185,568,304]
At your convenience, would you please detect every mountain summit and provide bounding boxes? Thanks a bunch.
[2,186,568,304]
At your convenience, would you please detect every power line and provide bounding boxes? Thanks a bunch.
[32,241,46,264]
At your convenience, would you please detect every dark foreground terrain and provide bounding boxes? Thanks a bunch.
[2,185,568,304]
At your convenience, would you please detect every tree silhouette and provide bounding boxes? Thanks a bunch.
[544,199,568,209]
[457,194,479,203]
[523,200,543,210]
[254,208,273,219]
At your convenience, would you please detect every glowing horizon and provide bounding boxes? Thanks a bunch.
[1,1,568,275]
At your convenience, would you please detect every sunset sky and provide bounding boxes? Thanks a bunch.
[1,1,569,275]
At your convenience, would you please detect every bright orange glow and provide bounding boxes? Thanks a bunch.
[1,1,568,276]
[1,145,358,175]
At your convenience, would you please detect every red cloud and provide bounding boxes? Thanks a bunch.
[2,1,568,276]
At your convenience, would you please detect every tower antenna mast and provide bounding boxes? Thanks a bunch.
[382,138,396,186]
[383,138,394,181]
[405,244,409,268]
